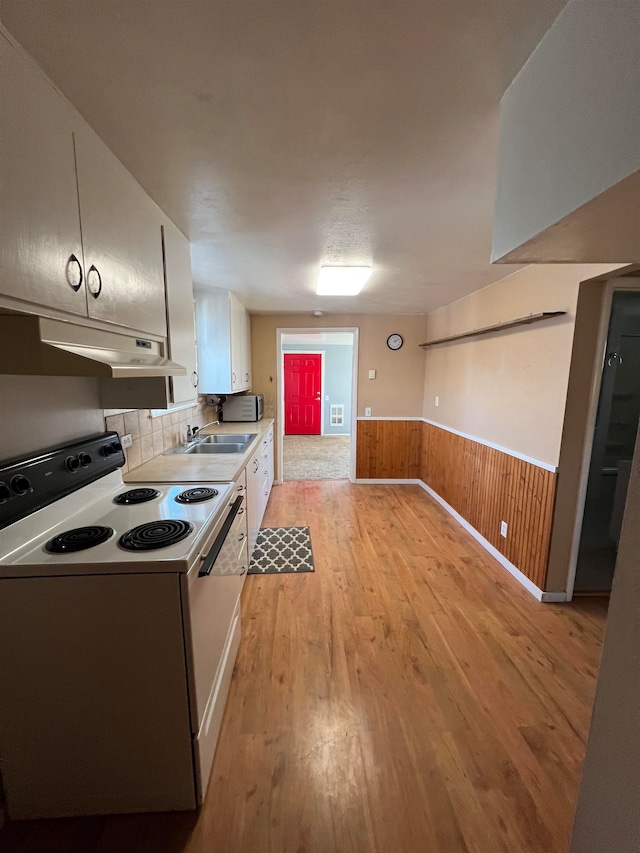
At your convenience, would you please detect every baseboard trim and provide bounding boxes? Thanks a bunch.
[539,591,568,603]
[355,478,422,485]
[415,480,559,602]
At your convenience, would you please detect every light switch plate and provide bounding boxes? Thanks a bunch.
[500,520,508,538]
[121,433,133,449]
[435,396,439,407]
[368,369,376,379]
[365,407,372,417]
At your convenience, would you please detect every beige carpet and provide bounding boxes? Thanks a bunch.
[283,435,351,480]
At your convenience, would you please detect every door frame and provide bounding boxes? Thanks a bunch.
[282,350,325,437]
[276,327,359,484]
[564,276,640,600]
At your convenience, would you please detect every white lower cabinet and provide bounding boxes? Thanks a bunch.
[246,426,274,560]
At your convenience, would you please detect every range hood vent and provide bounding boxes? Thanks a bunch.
[0,315,186,379]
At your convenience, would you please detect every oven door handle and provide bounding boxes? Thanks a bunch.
[198,495,245,577]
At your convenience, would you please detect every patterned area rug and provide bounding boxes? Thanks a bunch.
[248,527,315,574]
[283,435,350,480]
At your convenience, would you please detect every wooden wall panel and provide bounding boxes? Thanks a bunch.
[420,422,556,589]
[357,419,557,589]
[356,420,421,479]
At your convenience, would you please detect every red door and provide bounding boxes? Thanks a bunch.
[284,353,322,435]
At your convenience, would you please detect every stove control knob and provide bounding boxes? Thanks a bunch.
[10,474,31,496]
[102,444,116,457]
[65,455,80,473]
[0,481,11,503]
[78,452,92,467]
[110,441,123,453]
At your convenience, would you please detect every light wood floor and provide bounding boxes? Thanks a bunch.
[0,483,607,853]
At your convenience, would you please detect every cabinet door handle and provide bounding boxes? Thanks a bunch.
[192,371,198,387]
[253,459,259,473]
[65,254,83,292]
[240,566,247,576]
[237,484,244,491]
[232,372,237,384]
[87,265,102,298]
[245,373,250,381]
[238,532,246,542]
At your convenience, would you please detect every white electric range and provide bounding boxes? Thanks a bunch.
[0,431,248,819]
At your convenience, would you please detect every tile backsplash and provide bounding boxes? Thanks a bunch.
[104,398,219,473]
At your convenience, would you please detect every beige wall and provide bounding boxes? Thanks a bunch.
[570,424,640,853]
[0,375,104,459]
[251,313,428,420]
[422,264,622,467]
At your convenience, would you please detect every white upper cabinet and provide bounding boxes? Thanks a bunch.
[0,33,168,339]
[74,127,167,337]
[0,36,86,317]
[240,305,252,389]
[163,221,198,405]
[196,289,251,394]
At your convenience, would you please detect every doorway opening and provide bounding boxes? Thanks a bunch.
[277,329,358,482]
[573,291,640,594]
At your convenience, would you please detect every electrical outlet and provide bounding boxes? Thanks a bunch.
[365,407,372,417]
[435,396,439,407]
[121,433,133,449]
[500,520,508,538]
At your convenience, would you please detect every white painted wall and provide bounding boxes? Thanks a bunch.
[492,0,640,263]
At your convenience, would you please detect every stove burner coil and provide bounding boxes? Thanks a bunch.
[175,487,219,504]
[45,526,114,553]
[118,519,194,551]
[114,488,161,505]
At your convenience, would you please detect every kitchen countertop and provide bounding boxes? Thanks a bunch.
[124,419,274,484]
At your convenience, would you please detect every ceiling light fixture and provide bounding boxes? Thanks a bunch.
[316,266,372,296]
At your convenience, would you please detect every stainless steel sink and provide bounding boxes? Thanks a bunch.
[166,433,255,456]
[179,443,248,455]
[199,434,254,445]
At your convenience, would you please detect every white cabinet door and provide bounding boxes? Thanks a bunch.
[229,292,244,392]
[240,307,252,390]
[246,451,262,560]
[267,426,274,488]
[196,289,251,394]
[163,221,197,405]
[74,127,167,337]
[243,304,252,390]
[196,289,232,393]
[0,38,86,317]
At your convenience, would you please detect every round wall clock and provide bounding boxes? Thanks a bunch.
[386,333,404,351]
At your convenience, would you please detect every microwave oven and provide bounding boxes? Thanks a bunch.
[221,394,264,422]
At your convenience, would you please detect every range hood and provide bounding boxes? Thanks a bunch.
[0,315,186,379]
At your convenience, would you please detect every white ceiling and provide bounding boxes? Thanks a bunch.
[1,1,567,314]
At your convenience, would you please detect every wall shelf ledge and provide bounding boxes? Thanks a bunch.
[419,311,566,348]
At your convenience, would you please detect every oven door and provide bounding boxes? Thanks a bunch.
[181,495,247,733]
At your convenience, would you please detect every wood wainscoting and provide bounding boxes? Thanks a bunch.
[356,419,557,590]
[421,422,557,589]
[356,419,422,479]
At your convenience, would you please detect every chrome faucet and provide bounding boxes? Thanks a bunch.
[187,420,220,443]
